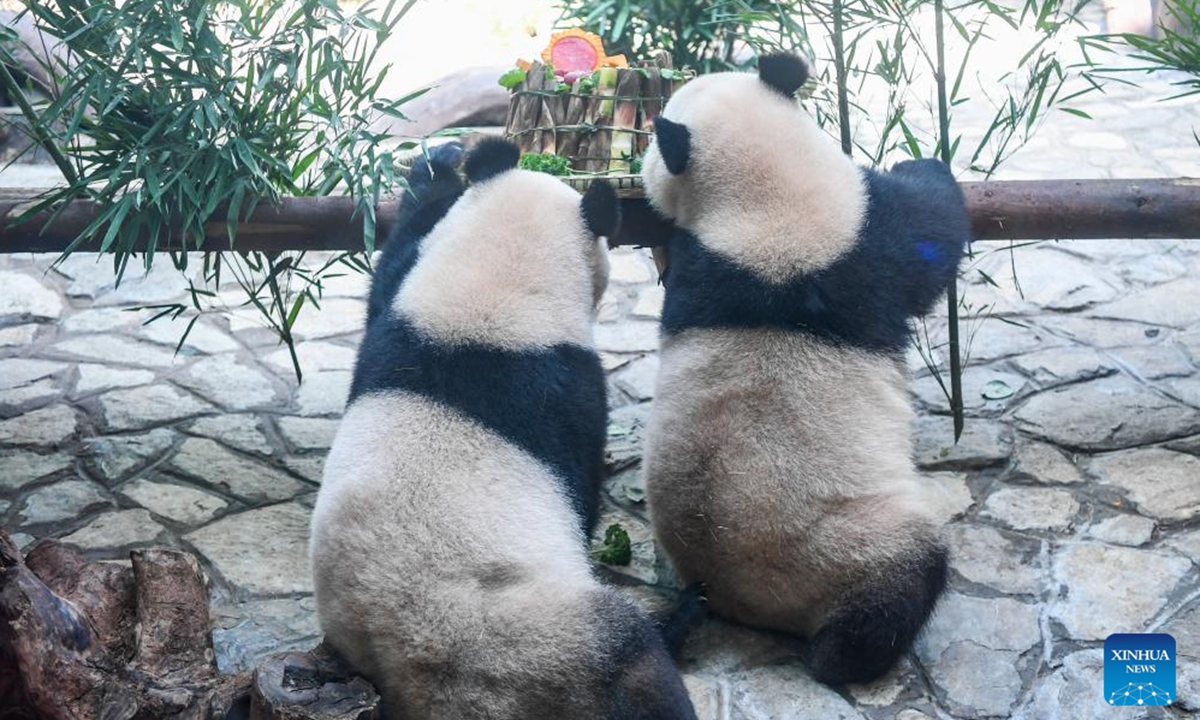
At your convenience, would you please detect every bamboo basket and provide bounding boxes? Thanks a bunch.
[503,52,689,185]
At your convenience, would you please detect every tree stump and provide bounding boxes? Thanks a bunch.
[0,531,380,720]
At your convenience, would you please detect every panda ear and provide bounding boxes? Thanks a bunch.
[581,180,621,239]
[758,52,810,99]
[464,138,520,183]
[652,116,691,176]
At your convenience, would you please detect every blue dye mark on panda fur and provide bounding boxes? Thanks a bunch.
[660,158,970,355]
[916,240,943,264]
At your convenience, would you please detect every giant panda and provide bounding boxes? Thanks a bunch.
[639,53,970,686]
[310,138,698,720]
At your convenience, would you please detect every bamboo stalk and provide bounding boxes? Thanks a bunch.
[609,69,640,172]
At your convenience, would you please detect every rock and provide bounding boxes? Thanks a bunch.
[682,675,721,720]
[912,416,1011,470]
[177,354,279,410]
[1114,344,1195,380]
[1038,316,1170,349]
[605,403,650,472]
[136,317,239,354]
[594,321,660,354]
[1005,249,1123,311]
[981,486,1080,532]
[188,415,274,455]
[277,417,340,451]
[120,477,228,526]
[73,364,155,395]
[50,334,181,368]
[727,664,865,719]
[921,472,974,523]
[0,271,63,320]
[295,370,351,416]
[170,438,307,503]
[265,341,357,375]
[613,356,659,402]
[58,307,139,334]
[1085,514,1155,546]
[944,524,1044,595]
[383,66,510,136]
[918,592,1041,658]
[1008,346,1117,387]
[632,285,664,319]
[920,643,1024,718]
[75,260,189,307]
[0,379,61,410]
[1161,602,1200,662]
[1011,650,1112,720]
[19,479,112,525]
[0,358,67,390]
[185,503,313,596]
[289,298,365,340]
[1091,278,1200,328]
[845,659,911,707]
[1013,376,1200,450]
[600,353,631,372]
[956,318,1067,364]
[0,323,39,347]
[60,509,167,551]
[1164,529,1200,563]
[1051,544,1191,640]
[83,428,177,483]
[0,404,76,446]
[210,597,322,674]
[911,368,1028,416]
[97,384,214,430]
[680,619,798,676]
[0,451,74,491]
[608,249,655,284]
[1090,448,1200,520]
[1011,441,1086,485]
[281,455,326,484]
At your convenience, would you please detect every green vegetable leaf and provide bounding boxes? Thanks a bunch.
[498,67,526,90]
[592,524,632,566]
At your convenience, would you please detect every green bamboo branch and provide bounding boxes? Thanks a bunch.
[0,59,79,188]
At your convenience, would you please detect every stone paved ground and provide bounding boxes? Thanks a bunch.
[2,29,1200,720]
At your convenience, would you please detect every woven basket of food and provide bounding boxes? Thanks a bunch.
[501,31,690,188]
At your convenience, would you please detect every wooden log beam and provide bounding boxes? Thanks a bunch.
[0,178,1197,255]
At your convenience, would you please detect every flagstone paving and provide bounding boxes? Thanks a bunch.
[1,57,1199,720]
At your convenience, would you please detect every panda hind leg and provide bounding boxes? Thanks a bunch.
[804,541,947,686]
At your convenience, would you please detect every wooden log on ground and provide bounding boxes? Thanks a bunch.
[0,178,1197,255]
[250,646,379,720]
[0,531,371,720]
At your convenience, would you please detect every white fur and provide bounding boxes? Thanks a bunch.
[641,73,867,284]
[393,169,609,349]
[644,328,938,634]
[311,392,611,718]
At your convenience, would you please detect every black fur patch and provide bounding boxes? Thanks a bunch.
[367,150,467,325]
[655,584,708,658]
[758,52,810,99]
[581,180,621,238]
[652,116,691,175]
[592,593,699,720]
[464,137,520,184]
[659,159,969,354]
[805,543,948,685]
[349,318,607,533]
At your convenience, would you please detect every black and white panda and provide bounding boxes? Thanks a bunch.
[310,138,697,720]
[640,53,970,686]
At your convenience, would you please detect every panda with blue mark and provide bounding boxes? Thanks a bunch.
[310,138,697,720]
[640,52,972,686]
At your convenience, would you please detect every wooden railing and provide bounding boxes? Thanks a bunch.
[0,178,1197,254]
